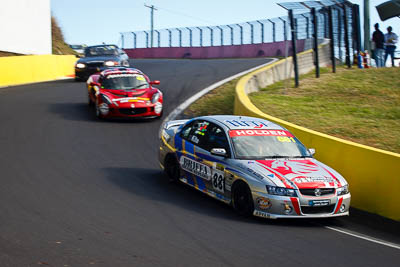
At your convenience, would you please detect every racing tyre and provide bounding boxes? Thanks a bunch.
[95,99,103,119]
[232,182,254,217]
[88,93,94,106]
[165,155,180,183]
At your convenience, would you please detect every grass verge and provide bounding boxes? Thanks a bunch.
[185,65,400,154]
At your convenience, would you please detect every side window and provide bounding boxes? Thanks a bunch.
[180,120,210,149]
[180,121,194,140]
[207,125,230,156]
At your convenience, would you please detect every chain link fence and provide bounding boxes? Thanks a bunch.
[121,0,359,63]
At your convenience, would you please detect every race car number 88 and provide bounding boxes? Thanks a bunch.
[212,171,225,193]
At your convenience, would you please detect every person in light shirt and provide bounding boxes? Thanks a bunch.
[384,26,398,67]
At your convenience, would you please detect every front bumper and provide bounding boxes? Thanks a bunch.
[98,102,163,118]
[252,191,351,219]
[75,66,109,80]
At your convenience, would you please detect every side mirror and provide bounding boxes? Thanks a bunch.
[308,148,316,156]
[150,80,160,85]
[211,148,227,157]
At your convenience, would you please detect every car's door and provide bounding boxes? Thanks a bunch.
[176,120,231,201]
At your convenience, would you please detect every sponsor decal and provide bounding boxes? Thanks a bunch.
[211,169,225,193]
[254,210,272,219]
[179,156,211,180]
[225,120,269,128]
[257,197,272,210]
[293,177,335,183]
[309,200,330,206]
[106,74,144,79]
[229,129,293,137]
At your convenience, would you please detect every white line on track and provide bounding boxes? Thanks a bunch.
[324,226,400,250]
[160,57,400,251]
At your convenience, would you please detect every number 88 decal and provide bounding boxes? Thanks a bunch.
[212,169,225,193]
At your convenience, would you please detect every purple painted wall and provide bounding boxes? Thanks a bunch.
[124,40,306,59]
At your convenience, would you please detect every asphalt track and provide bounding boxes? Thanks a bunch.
[0,58,399,267]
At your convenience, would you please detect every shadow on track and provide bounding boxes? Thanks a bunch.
[48,102,158,124]
[103,167,332,228]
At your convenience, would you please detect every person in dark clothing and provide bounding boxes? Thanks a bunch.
[372,23,385,67]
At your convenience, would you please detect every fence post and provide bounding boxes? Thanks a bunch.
[145,31,149,48]
[167,29,172,47]
[268,19,276,42]
[289,9,299,87]
[186,28,192,47]
[256,20,264,43]
[247,22,254,44]
[227,25,234,45]
[176,28,182,47]
[207,27,214,46]
[197,27,203,47]
[311,8,320,78]
[237,24,243,45]
[155,30,160,47]
[328,7,336,73]
[131,32,137,49]
[216,26,223,46]
[279,17,287,41]
[337,9,342,61]
[352,4,361,53]
[343,4,351,68]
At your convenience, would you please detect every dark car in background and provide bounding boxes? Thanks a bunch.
[75,44,130,81]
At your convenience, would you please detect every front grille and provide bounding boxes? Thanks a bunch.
[86,62,104,68]
[300,188,335,196]
[119,108,148,115]
[301,204,335,214]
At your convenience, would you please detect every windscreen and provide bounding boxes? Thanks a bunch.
[102,74,149,90]
[85,45,118,57]
[229,129,311,159]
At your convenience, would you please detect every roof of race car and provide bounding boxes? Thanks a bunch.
[199,115,286,131]
[100,67,144,77]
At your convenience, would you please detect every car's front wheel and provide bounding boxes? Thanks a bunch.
[232,182,254,217]
[95,99,102,119]
[164,154,180,183]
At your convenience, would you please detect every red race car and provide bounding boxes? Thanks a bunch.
[86,67,163,119]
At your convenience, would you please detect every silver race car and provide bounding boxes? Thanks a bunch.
[159,115,350,219]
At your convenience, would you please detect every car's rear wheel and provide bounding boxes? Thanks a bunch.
[232,182,254,217]
[164,154,180,183]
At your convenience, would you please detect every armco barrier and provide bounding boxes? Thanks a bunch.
[234,49,400,222]
[0,55,77,87]
[125,40,305,59]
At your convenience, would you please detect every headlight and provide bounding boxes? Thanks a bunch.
[266,185,297,197]
[337,185,349,196]
[100,94,112,104]
[151,92,160,103]
[76,63,86,68]
[104,61,119,67]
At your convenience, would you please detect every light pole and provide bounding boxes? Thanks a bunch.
[144,4,157,48]
[364,0,370,52]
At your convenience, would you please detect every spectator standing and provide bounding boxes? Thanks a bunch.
[384,26,398,67]
[372,23,385,67]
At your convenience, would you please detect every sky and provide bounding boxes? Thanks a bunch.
[51,0,400,46]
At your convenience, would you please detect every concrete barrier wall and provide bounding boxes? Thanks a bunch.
[234,46,400,222]
[125,40,306,59]
[0,55,77,87]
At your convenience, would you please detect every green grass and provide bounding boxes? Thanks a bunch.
[250,67,400,153]
[186,66,400,154]
[184,78,239,117]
